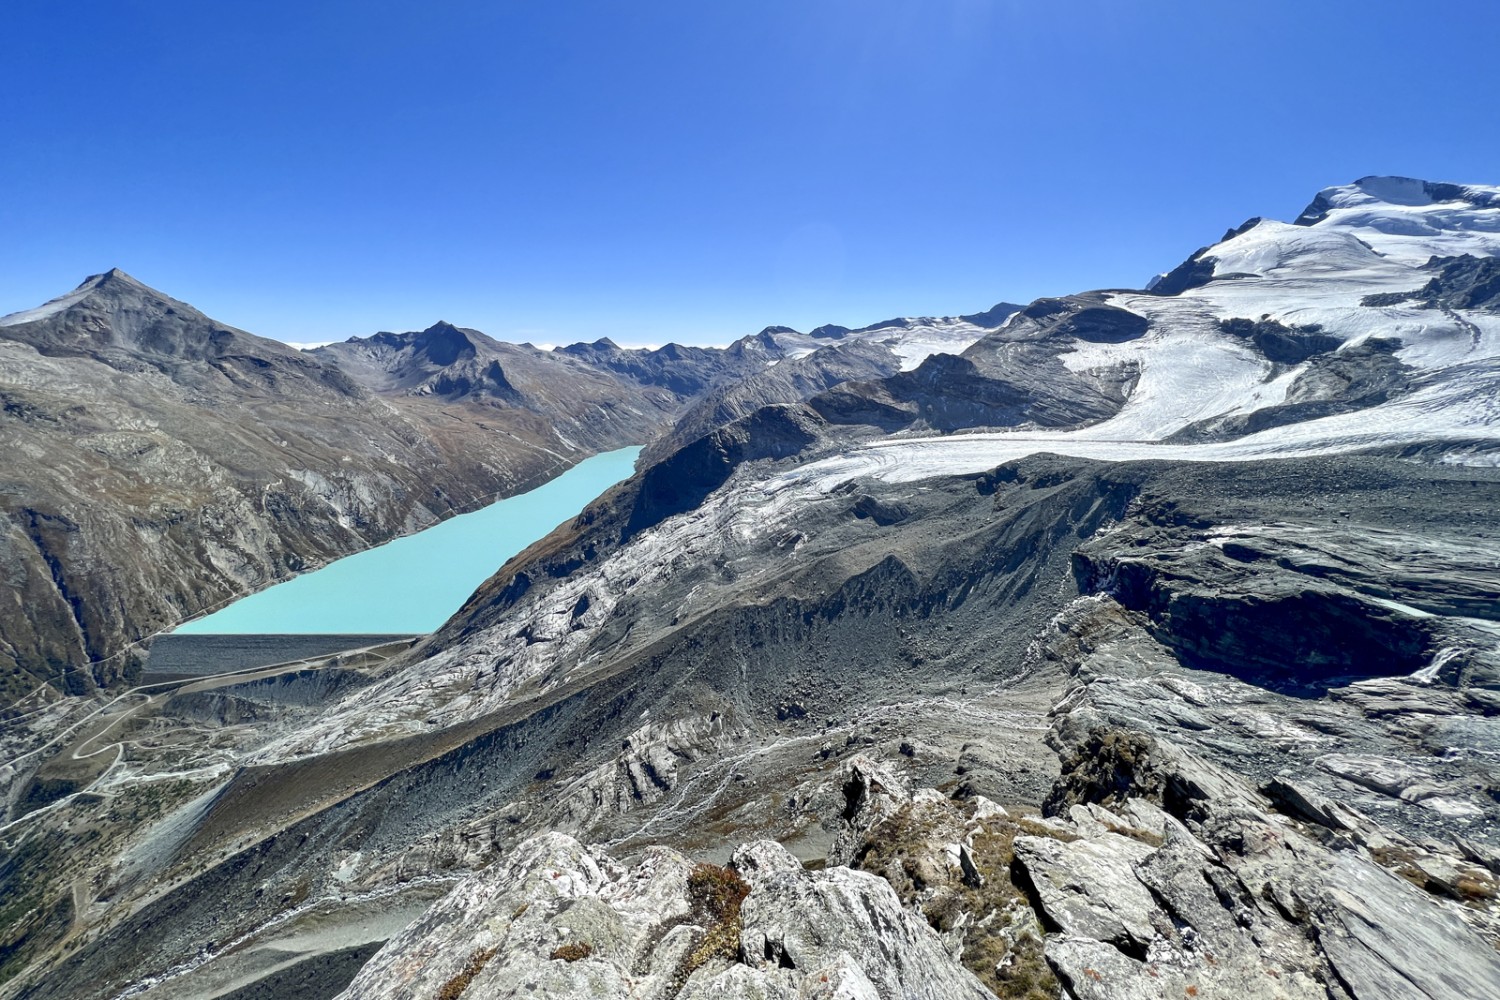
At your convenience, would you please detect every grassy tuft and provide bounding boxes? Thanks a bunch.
[852,806,1064,999]
[437,946,498,1000]
[678,862,751,980]
[549,941,593,962]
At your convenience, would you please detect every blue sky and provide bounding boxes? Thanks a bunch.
[3,1,1497,347]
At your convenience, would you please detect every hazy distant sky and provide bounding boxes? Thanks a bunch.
[4,1,1497,347]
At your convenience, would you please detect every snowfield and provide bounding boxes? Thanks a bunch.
[767,314,1010,371]
[0,272,108,326]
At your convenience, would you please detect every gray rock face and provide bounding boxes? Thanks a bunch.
[334,833,990,1000]
[1014,833,1158,951]
[1021,723,1500,1000]
[1363,253,1500,312]
[1069,459,1500,692]
[1023,581,1500,999]
[810,295,1142,435]
[642,340,902,466]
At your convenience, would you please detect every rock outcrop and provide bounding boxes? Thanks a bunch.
[335,832,991,1000]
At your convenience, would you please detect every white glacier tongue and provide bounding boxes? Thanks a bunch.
[775,368,1500,491]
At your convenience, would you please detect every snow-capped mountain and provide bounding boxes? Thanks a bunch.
[790,176,1500,485]
[757,301,1023,372]
[9,179,1500,1000]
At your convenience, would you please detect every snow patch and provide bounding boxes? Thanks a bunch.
[0,277,103,327]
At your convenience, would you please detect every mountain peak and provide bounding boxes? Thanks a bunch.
[1,268,160,327]
[83,267,152,293]
[1295,176,1500,226]
[411,322,478,366]
[959,302,1026,328]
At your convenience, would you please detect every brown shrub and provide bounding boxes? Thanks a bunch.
[680,862,752,978]
[437,946,498,1000]
[550,941,594,962]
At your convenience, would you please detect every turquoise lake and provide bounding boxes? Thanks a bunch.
[175,446,642,635]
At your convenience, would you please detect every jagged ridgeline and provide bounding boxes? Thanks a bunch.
[2,177,1499,1000]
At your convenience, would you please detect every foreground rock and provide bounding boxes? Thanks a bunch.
[833,715,1500,1000]
[335,832,991,1000]
[1014,591,1500,1000]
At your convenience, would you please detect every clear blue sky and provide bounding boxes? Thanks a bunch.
[4,1,1497,347]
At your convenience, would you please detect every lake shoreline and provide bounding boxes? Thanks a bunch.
[172,446,643,636]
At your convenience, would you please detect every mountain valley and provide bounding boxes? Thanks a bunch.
[2,177,1499,1000]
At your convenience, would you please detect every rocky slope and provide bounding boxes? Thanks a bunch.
[335,833,993,1000]
[640,306,1026,463]
[3,178,1498,1000]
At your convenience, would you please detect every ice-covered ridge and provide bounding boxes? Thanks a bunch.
[1042,177,1500,448]
[778,177,1500,487]
[771,360,1500,490]
[1306,176,1500,214]
[1205,221,1387,279]
[768,314,1012,371]
[1296,176,1500,265]
[1094,287,1498,442]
